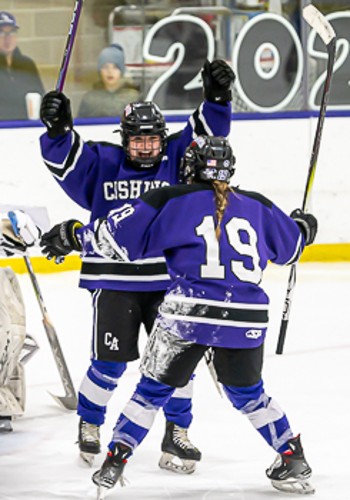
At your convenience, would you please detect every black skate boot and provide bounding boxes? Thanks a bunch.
[78,417,101,466]
[0,416,13,432]
[266,435,315,494]
[159,420,202,474]
[92,442,131,499]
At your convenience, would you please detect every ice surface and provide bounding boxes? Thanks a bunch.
[0,263,349,499]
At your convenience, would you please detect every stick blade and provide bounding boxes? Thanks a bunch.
[48,391,78,411]
[303,4,336,45]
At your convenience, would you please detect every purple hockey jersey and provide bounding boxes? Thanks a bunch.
[40,101,231,292]
[77,184,305,349]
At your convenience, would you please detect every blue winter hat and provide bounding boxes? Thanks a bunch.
[97,44,125,75]
[0,11,19,29]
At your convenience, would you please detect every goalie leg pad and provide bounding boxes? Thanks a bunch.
[7,363,26,413]
[0,386,23,416]
[0,268,27,416]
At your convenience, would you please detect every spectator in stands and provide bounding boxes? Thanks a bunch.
[0,11,44,121]
[78,44,140,118]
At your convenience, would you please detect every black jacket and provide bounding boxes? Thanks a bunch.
[0,47,44,120]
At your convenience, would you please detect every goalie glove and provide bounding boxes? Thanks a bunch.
[40,91,73,139]
[0,210,41,256]
[8,210,41,246]
[40,220,83,263]
[202,59,236,104]
[290,209,318,246]
[0,226,26,257]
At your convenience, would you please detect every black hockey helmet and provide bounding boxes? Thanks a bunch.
[120,101,167,167]
[182,135,236,183]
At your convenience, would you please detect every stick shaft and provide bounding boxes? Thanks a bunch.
[276,262,296,354]
[276,7,336,355]
[302,37,336,211]
[23,256,77,400]
[56,0,84,92]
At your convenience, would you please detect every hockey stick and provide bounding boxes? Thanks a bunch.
[12,1,85,408]
[14,1,84,409]
[22,256,77,410]
[276,4,336,355]
[51,0,83,257]
[5,1,85,410]
[204,349,223,398]
[56,0,84,92]
[8,213,78,410]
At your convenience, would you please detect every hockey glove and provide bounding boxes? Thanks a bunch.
[290,209,318,246]
[0,210,40,256]
[40,220,83,263]
[202,59,236,104]
[8,210,41,246]
[40,91,73,139]
[0,224,26,256]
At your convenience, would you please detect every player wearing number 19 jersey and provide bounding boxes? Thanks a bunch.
[80,146,305,351]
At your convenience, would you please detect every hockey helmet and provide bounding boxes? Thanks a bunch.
[182,135,236,183]
[120,101,167,167]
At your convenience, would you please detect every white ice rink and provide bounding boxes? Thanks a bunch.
[0,263,349,500]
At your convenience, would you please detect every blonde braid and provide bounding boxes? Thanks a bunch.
[212,181,233,240]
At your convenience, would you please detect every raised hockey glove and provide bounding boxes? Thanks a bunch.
[202,59,236,104]
[40,220,83,263]
[40,91,73,139]
[290,209,318,246]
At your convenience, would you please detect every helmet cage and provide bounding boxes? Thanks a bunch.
[182,136,236,183]
[121,101,167,167]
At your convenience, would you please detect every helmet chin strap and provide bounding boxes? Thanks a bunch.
[127,154,162,169]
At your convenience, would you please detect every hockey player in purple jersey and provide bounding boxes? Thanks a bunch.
[40,135,317,496]
[39,59,235,471]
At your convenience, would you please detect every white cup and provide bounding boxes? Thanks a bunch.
[25,92,42,120]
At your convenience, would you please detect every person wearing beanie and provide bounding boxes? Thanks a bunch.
[0,11,44,120]
[78,44,140,118]
[97,44,125,75]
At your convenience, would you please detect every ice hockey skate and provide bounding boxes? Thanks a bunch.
[159,420,202,474]
[78,418,101,466]
[92,443,130,499]
[0,416,13,432]
[266,435,315,494]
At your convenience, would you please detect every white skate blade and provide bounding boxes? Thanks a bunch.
[159,452,196,474]
[271,478,315,495]
[80,451,96,466]
[97,485,111,500]
[95,476,128,499]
